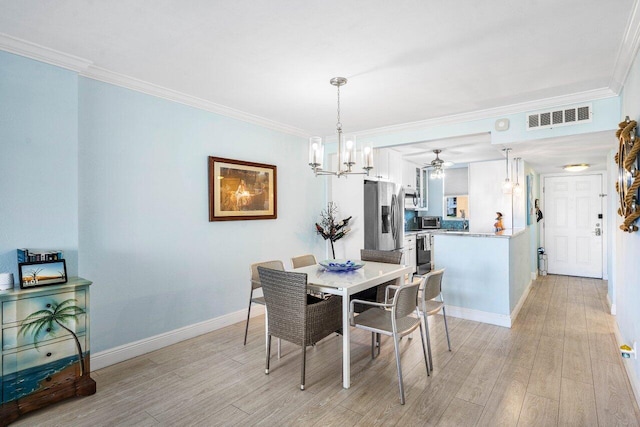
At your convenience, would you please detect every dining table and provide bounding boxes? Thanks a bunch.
[291,260,413,389]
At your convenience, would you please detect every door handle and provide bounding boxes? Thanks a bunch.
[593,227,601,236]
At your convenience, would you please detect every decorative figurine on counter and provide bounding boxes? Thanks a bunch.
[494,212,504,231]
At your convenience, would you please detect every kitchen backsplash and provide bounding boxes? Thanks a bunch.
[405,210,467,231]
[441,219,466,230]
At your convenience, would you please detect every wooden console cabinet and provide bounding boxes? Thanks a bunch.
[0,278,95,426]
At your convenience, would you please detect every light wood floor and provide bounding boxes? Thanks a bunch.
[14,275,640,426]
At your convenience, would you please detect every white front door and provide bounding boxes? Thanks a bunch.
[544,174,603,278]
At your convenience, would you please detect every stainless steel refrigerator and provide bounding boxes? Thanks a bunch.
[364,180,404,251]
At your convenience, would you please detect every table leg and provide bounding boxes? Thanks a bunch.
[342,292,351,389]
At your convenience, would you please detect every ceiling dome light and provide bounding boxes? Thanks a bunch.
[563,163,590,172]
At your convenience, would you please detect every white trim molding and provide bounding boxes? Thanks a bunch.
[91,305,264,371]
[0,33,308,138]
[0,32,93,71]
[354,88,617,139]
[609,0,640,93]
[613,320,640,410]
[510,279,534,325]
[0,32,623,143]
[445,305,512,328]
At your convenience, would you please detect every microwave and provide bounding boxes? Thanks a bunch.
[404,191,419,209]
[421,216,441,229]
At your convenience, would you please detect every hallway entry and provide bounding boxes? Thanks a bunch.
[543,174,603,278]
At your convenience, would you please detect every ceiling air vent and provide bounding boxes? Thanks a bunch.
[526,104,592,130]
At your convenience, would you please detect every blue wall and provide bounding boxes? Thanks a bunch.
[0,52,79,280]
[1,51,326,354]
[617,45,640,393]
[78,78,325,351]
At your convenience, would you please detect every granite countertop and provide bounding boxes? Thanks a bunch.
[431,228,526,238]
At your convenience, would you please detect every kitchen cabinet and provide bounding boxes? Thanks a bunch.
[403,235,416,273]
[402,161,420,195]
[0,278,95,426]
[371,149,401,183]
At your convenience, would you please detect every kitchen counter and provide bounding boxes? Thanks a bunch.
[432,228,526,238]
[432,228,532,328]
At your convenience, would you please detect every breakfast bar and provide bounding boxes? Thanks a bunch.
[432,228,532,327]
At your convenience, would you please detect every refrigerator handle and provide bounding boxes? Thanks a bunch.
[390,194,396,242]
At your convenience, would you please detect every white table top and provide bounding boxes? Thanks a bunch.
[291,260,412,295]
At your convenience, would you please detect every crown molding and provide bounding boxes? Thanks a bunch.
[609,0,640,93]
[0,33,309,138]
[0,33,92,71]
[80,66,309,137]
[354,87,618,139]
[0,31,626,141]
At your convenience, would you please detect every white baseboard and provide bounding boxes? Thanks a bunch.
[607,293,617,315]
[91,305,264,371]
[444,280,532,329]
[445,305,512,328]
[612,320,640,410]
[510,279,533,326]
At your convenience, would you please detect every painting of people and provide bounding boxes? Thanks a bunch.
[209,157,277,221]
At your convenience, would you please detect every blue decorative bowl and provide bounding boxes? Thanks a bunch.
[319,259,365,272]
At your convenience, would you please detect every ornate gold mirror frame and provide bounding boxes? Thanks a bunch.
[615,116,640,232]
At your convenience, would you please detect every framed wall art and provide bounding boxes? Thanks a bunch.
[18,260,68,289]
[208,156,277,221]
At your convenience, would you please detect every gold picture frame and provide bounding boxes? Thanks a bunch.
[208,156,277,221]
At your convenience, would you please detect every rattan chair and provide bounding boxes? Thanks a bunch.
[243,260,285,346]
[419,268,451,372]
[291,254,317,269]
[258,266,342,390]
[350,280,429,404]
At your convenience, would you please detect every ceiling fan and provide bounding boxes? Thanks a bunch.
[424,149,452,179]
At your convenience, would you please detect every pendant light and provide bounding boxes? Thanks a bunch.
[513,157,523,195]
[502,148,513,193]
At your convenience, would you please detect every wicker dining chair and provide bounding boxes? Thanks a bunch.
[290,254,317,269]
[243,260,285,346]
[258,266,342,390]
[419,268,451,372]
[350,280,429,404]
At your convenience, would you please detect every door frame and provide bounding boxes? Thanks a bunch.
[540,171,608,280]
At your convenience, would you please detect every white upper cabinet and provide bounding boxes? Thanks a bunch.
[402,161,420,194]
[370,148,401,183]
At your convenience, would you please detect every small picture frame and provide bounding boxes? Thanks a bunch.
[19,260,68,289]
[208,156,277,221]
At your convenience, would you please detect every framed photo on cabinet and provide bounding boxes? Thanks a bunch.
[18,260,68,289]
[208,156,277,221]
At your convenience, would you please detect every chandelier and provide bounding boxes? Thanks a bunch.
[428,149,446,179]
[308,77,373,177]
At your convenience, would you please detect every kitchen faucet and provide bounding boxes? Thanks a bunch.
[461,210,468,230]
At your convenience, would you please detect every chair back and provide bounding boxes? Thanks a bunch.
[291,254,317,269]
[250,260,284,290]
[421,268,445,302]
[360,249,402,264]
[257,267,308,342]
[392,281,421,320]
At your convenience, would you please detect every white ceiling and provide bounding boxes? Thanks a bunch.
[0,0,637,173]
